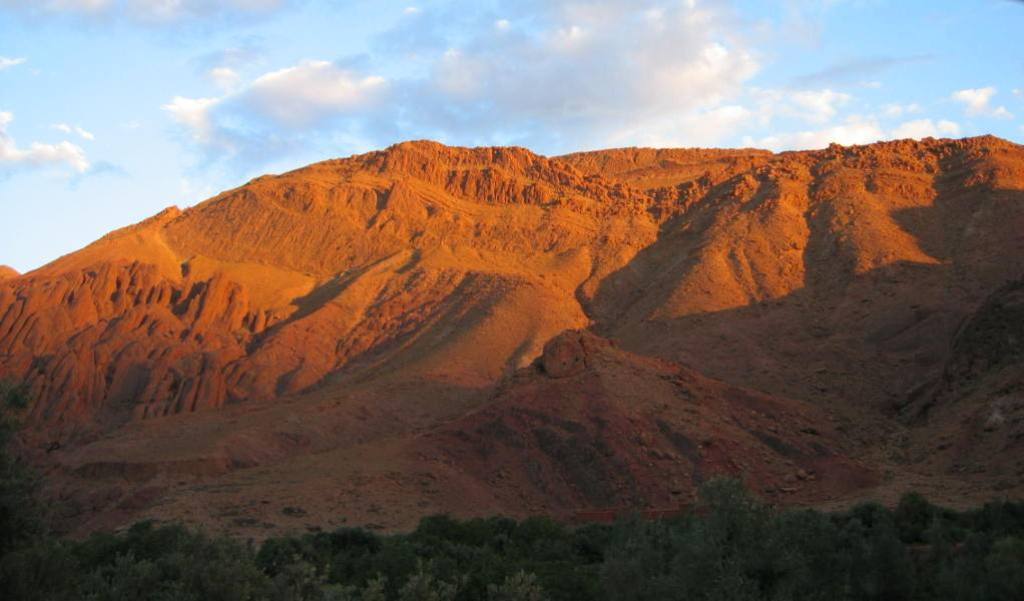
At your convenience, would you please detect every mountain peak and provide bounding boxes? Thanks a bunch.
[364,139,555,180]
[0,265,19,281]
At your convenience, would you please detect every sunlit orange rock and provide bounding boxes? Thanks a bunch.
[2,136,1023,536]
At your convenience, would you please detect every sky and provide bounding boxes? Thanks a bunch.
[1,0,1022,273]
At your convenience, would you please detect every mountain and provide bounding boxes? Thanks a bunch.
[2,136,1023,537]
[0,265,18,281]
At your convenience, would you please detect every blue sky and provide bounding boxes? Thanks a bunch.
[1,0,1022,273]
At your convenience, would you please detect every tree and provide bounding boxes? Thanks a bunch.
[893,492,935,544]
[985,536,1024,601]
[0,380,41,557]
[488,571,547,601]
[397,561,461,601]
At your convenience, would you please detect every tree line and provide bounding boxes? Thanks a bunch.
[2,381,1024,600]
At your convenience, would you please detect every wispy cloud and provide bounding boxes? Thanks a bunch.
[889,118,960,139]
[68,160,129,189]
[51,123,95,140]
[163,96,221,145]
[163,60,387,160]
[206,66,241,91]
[789,89,851,123]
[952,87,1014,119]
[0,56,26,70]
[882,103,921,118]
[751,117,886,151]
[791,55,931,87]
[241,60,387,127]
[0,0,288,24]
[750,115,961,151]
[192,37,265,71]
[0,110,89,173]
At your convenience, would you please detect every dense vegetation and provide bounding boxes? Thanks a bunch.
[2,383,1024,600]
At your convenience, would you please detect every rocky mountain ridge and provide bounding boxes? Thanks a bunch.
[2,135,1023,536]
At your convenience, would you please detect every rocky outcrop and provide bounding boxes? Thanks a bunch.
[424,331,875,512]
[539,330,609,378]
[897,276,1024,486]
[944,277,1024,389]
[0,261,255,431]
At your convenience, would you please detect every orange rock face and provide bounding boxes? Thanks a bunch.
[2,136,1024,536]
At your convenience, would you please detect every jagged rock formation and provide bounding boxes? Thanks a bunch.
[2,136,1023,536]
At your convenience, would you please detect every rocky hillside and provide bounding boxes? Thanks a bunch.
[418,330,876,514]
[2,136,1023,536]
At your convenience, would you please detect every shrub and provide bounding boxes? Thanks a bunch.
[894,491,936,544]
[2,471,1024,601]
[0,382,41,557]
[487,571,547,601]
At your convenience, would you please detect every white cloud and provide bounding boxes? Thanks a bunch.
[162,96,221,144]
[992,107,1013,119]
[882,102,921,118]
[751,115,963,151]
[242,60,387,126]
[163,60,387,161]
[0,111,89,173]
[379,0,759,148]
[952,87,1014,119]
[753,116,886,151]
[207,66,241,91]
[889,118,960,139]
[747,87,863,128]
[608,104,754,148]
[0,0,286,22]
[952,87,994,115]
[789,89,850,123]
[155,2,984,166]
[51,123,95,140]
[165,2,761,161]
[17,0,112,12]
[0,56,26,70]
